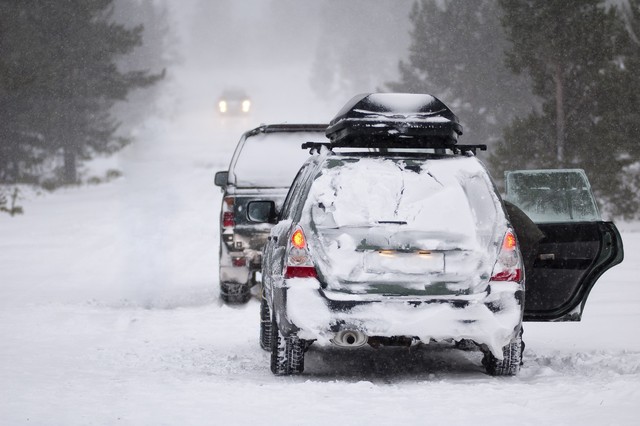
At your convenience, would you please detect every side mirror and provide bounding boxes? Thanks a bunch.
[247,200,277,224]
[214,171,228,187]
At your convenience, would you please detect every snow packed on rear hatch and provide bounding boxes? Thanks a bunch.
[303,154,508,296]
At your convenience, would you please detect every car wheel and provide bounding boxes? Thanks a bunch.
[270,314,305,375]
[259,294,271,351]
[220,282,250,304]
[482,330,523,376]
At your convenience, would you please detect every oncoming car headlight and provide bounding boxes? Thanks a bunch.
[218,100,228,113]
[242,100,251,113]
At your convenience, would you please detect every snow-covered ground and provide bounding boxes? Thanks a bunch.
[2,60,640,425]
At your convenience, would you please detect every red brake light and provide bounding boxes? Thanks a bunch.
[490,268,522,282]
[222,197,235,228]
[291,229,306,249]
[223,211,235,228]
[490,229,523,283]
[284,266,318,279]
[231,256,246,267]
[285,227,317,279]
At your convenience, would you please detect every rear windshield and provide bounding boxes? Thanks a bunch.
[233,132,326,188]
[306,156,502,249]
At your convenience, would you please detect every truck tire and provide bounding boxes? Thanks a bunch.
[220,282,250,304]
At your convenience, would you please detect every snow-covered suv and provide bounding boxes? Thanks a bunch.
[251,94,624,376]
[214,124,327,303]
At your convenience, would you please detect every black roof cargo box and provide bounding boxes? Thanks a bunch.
[325,93,463,147]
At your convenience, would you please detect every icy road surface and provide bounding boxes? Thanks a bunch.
[1,68,639,426]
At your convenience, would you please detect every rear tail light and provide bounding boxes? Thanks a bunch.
[223,212,235,227]
[232,256,246,267]
[284,227,318,279]
[284,266,317,278]
[490,229,523,283]
[222,197,235,228]
[291,229,306,249]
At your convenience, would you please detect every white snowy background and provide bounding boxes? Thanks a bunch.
[1,2,639,425]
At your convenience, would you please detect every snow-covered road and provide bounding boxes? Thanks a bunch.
[1,66,639,425]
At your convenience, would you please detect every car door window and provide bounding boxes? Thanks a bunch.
[505,169,623,322]
[505,169,600,223]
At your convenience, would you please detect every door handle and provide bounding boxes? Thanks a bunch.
[538,253,555,260]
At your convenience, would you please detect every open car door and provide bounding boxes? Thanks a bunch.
[505,169,624,322]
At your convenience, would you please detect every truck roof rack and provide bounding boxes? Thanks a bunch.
[245,123,328,138]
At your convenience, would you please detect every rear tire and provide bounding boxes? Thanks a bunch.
[259,294,272,351]
[482,331,523,376]
[220,282,250,304]
[270,314,305,375]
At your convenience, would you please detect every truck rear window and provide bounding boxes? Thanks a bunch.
[233,132,324,188]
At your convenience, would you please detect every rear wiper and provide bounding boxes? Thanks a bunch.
[376,221,408,225]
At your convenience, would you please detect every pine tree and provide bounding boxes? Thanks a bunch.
[490,0,640,217]
[386,0,536,147]
[0,1,47,182]
[112,0,175,132]
[0,0,161,185]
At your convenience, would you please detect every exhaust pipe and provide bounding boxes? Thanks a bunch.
[332,330,368,348]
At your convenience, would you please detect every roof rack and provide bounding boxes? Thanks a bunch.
[300,93,487,156]
[244,123,328,137]
[451,144,487,155]
[301,141,486,156]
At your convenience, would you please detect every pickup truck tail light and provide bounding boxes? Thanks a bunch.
[223,212,235,228]
[222,196,235,228]
[490,229,523,283]
[284,227,318,279]
[231,256,246,267]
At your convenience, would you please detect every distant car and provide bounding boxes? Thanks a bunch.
[252,93,624,376]
[217,89,251,115]
[214,124,328,303]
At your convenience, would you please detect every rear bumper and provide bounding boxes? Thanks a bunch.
[219,245,262,285]
[273,278,524,357]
